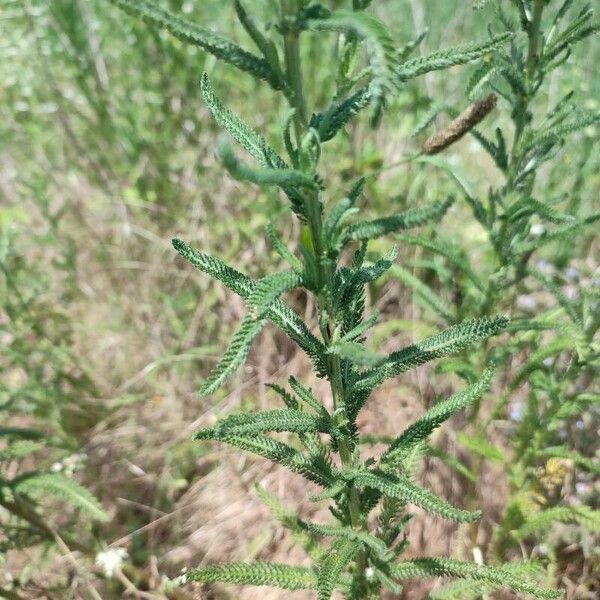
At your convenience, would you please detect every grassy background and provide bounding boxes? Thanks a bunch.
[1,0,599,598]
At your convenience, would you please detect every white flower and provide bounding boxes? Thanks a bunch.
[364,567,375,580]
[95,547,128,578]
[50,462,63,473]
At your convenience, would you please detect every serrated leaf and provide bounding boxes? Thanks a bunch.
[265,222,303,271]
[382,365,495,466]
[428,560,549,600]
[317,537,360,600]
[172,239,327,375]
[194,431,335,487]
[184,562,317,590]
[345,196,454,241]
[356,316,508,392]
[390,558,561,599]
[456,433,505,463]
[218,139,320,191]
[255,485,325,560]
[248,270,303,318]
[13,473,108,522]
[310,87,371,142]
[108,0,281,88]
[466,60,498,100]
[200,74,307,218]
[197,408,330,437]
[302,522,392,560]
[397,233,485,293]
[514,506,600,540]
[353,471,480,523]
[395,33,511,83]
[310,10,400,125]
[388,264,454,321]
[199,314,266,397]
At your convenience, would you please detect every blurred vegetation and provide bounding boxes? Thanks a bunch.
[0,0,598,598]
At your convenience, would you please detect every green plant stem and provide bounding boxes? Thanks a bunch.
[509,0,545,186]
[281,0,307,143]
[280,0,369,591]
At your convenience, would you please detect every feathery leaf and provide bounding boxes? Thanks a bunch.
[108,0,281,88]
[184,562,318,590]
[317,537,360,600]
[13,473,108,522]
[390,558,561,599]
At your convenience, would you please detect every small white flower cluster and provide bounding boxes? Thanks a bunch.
[50,452,87,477]
[95,547,128,578]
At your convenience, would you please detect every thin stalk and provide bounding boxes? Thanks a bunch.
[280,0,369,590]
[281,0,307,143]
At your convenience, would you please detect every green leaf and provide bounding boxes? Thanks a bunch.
[218,139,320,191]
[328,340,382,367]
[310,88,371,142]
[345,196,454,241]
[0,440,43,461]
[310,10,400,125]
[456,433,505,464]
[466,60,498,100]
[429,560,549,600]
[201,74,285,168]
[397,234,485,293]
[255,485,325,560]
[382,365,495,466]
[390,558,561,599]
[414,155,477,200]
[248,270,303,318]
[317,537,360,600]
[265,222,303,271]
[184,562,317,590]
[200,74,307,218]
[395,33,512,83]
[13,473,108,522]
[353,471,481,523]
[514,506,600,540]
[172,240,327,375]
[516,213,600,254]
[0,428,44,441]
[356,316,508,392]
[288,377,328,415]
[302,522,392,561]
[194,432,335,487]
[197,408,330,437]
[351,248,398,285]
[199,313,266,397]
[108,0,281,88]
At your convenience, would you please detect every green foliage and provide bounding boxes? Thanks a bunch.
[184,562,318,590]
[406,0,600,577]
[12,473,108,523]
[112,1,573,598]
[106,0,282,88]
[316,537,360,600]
[390,558,561,599]
[0,222,106,576]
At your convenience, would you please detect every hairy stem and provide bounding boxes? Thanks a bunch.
[280,0,369,591]
[281,0,307,143]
